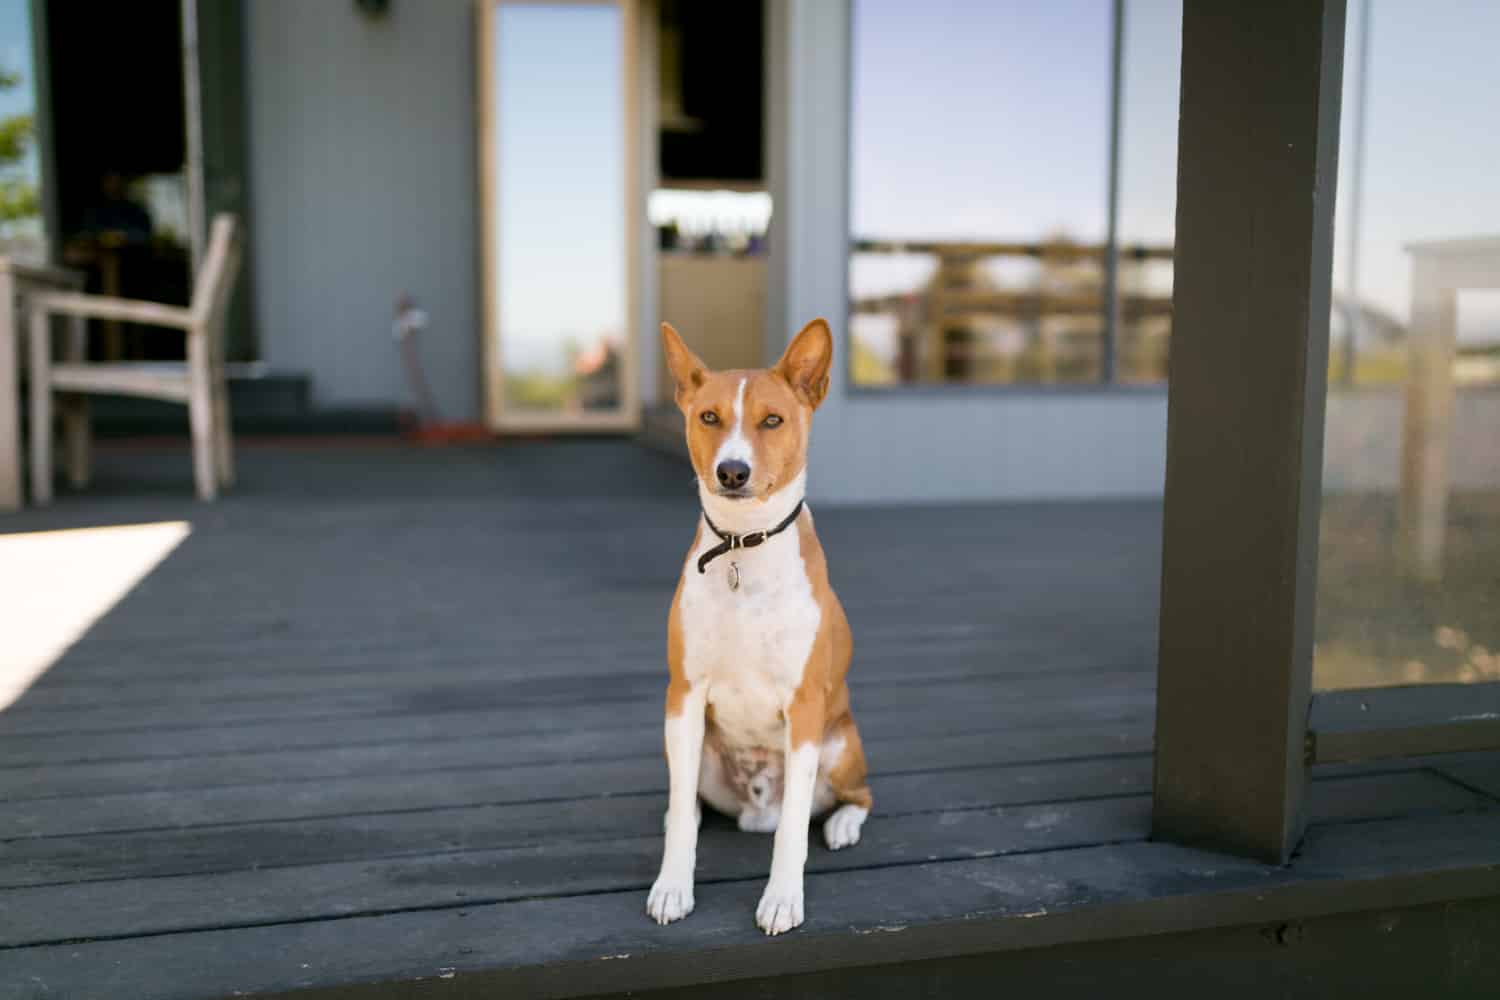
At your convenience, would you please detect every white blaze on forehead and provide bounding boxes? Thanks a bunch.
[713,377,753,468]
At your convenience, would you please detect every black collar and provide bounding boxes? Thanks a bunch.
[697,500,805,574]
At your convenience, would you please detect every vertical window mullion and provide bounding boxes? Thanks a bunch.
[1101,0,1124,384]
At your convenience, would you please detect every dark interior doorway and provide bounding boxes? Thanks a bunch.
[45,0,192,362]
[657,0,763,184]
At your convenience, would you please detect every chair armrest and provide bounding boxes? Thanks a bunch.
[29,292,195,331]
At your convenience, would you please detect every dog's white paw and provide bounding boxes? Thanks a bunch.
[737,805,780,834]
[822,804,868,851]
[755,880,805,935]
[647,876,695,925]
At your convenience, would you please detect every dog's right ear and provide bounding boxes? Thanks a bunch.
[661,322,708,408]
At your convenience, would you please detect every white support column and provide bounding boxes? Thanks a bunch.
[636,0,661,411]
[763,0,853,481]
[0,264,18,511]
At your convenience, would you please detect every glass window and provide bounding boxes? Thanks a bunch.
[0,0,44,261]
[848,0,1113,386]
[491,2,628,420]
[1314,1,1500,690]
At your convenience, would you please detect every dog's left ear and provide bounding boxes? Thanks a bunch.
[774,318,833,410]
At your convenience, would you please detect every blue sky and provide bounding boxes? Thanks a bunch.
[851,0,1112,244]
[496,3,625,379]
[0,0,39,190]
[0,0,33,117]
[1332,0,1500,333]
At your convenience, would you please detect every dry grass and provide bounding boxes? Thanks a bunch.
[1315,490,1500,690]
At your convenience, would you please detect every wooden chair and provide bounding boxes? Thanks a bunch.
[28,214,242,503]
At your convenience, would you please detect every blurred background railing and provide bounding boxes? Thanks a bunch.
[850,238,1173,384]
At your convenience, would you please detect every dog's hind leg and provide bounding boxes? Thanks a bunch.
[820,715,872,851]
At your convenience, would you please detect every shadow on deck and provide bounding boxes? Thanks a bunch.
[0,440,1497,998]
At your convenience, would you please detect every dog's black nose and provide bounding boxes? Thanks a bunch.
[716,460,751,490]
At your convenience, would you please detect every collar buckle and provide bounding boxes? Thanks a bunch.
[696,499,804,575]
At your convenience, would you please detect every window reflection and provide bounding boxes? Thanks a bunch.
[1314,1,1500,691]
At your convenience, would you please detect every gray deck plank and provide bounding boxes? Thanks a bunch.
[3,807,1497,1000]
[0,769,1477,949]
[0,678,1153,774]
[0,753,1153,889]
[0,666,1151,745]
[0,714,1151,840]
[0,704,1150,803]
[1,648,1151,725]
[0,728,1154,878]
[0,797,1151,948]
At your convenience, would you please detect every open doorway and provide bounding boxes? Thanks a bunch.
[45,0,192,362]
[650,0,768,406]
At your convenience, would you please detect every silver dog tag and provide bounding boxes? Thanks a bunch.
[728,561,740,591]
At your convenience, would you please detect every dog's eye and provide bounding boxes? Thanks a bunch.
[700,411,720,426]
[761,414,783,429]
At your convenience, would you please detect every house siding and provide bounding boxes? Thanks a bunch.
[246,0,480,420]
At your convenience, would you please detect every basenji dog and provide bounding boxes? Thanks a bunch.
[647,318,872,936]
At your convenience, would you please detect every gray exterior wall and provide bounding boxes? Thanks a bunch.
[246,0,480,420]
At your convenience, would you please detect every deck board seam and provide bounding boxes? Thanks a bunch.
[3,757,1447,849]
[11,657,1156,699]
[0,758,1155,845]
[1421,765,1500,806]
[0,835,1155,951]
[0,710,1154,775]
[0,789,1152,890]
[0,766,1448,889]
[2,668,1157,736]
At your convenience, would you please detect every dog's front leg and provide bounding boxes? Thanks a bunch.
[648,681,706,924]
[756,692,823,935]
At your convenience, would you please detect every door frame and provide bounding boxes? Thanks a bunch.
[475,0,643,433]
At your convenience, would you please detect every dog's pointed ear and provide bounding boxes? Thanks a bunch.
[774,318,833,409]
[661,322,708,407]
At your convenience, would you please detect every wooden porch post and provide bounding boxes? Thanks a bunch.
[1152,0,1345,864]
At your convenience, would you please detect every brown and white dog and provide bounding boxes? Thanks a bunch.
[647,318,871,936]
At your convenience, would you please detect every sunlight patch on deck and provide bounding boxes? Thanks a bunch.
[0,521,191,711]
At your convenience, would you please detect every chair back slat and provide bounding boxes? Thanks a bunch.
[191,214,242,336]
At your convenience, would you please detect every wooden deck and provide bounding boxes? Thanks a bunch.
[1,440,1498,998]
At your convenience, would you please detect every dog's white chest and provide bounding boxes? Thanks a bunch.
[679,525,822,749]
